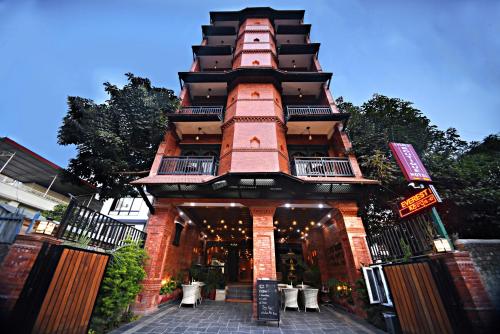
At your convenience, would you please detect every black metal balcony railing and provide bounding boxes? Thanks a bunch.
[158,156,217,175]
[292,157,354,177]
[178,106,224,121]
[286,105,333,120]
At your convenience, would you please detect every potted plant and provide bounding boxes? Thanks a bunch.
[205,269,224,300]
[159,278,180,304]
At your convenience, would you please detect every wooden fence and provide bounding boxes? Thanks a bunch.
[7,244,109,334]
[384,261,457,334]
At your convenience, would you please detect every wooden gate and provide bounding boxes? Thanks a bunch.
[7,244,109,334]
[384,261,454,334]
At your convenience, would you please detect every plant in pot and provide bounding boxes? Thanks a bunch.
[159,278,178,304]
[205,269,224,300]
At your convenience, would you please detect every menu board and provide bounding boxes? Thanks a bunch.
[256,279,280,324]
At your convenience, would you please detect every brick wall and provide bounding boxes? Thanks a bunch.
[455,239,500,311]
[0,234,61,319]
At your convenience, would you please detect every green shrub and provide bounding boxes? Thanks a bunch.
[90,240,147,333]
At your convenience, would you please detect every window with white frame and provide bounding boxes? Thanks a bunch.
[362,265,393,306]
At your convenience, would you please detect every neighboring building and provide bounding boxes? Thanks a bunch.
[0,137,99,217]
[100,196,153,231]
[132,7,378,315]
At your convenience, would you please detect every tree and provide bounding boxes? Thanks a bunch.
[41,204,67,221]
[342,94,499,238]
[58,73,179,199]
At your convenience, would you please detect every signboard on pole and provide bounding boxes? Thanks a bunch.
[389,143,432,182]
[398,188,438,218]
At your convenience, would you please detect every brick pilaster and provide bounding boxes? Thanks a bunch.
[133,205,177,314]
[250,206,277,317]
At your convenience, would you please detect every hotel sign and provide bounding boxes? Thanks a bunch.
[389,143,432,182]
[398,188,437,218]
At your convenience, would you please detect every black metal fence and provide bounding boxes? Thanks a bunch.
[56,198,146,250]
[178,106,224,120]
[158,156,217,175]
[366,212,438,263]
[292,157,354,177]
[286,105,333,120]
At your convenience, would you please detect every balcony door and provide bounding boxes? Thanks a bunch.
[288,145,328,160]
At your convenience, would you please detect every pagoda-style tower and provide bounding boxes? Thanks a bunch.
[133,7,377,316]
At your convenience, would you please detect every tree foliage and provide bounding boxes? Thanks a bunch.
[341,94,499,238]
[58,73,179,199]
[90,240,147,333]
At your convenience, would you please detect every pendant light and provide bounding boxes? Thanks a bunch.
[292,59,296,69]
[206,88,212,99]
[307,126,312,141]
[298,88,303,98]
[195,127,202,141]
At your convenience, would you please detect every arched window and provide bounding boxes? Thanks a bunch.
[253,38,260,42]
[252,60,260,65]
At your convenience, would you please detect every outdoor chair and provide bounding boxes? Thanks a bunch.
[283,288,300,312]
[179,284,197,308]
[303,288,320,312]
[192,281,203,304]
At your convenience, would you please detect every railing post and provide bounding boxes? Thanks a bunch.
[56,197,77,239]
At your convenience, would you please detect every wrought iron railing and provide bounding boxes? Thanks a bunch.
[292,157,354,177]
[366,213,438,263]
[178,106,224,120]
[56,198,147,250]
[286,105,333,120]
[158,156,217,175]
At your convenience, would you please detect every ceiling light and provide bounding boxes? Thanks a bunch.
[206,88,212,99]
[238,220,243,224]
[274,220,278,225]
[195,127,202,141]
[220,219,224,223]
[238,228,241,231]
[224,225,227,229]
[292,59,296,69]
[298,88,303,98]
[305,227,309,231]
[327,214,331,218]
[230,202,236,207]
[207,225,211,229]
[278,228,281,232]
[242,230,245,234]
[203,219,207,223]
[296,229,300,233]
[318,204,324,208]
[317,223,322,226]
[292,221,297,226]
[289,227,293,231]
[310,221,315,226]
[214,60,218,70]
[285,203,291,208]
[211,229,214,233]
[307,126,312,141]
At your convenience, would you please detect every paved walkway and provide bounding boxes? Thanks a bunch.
[111,301,384,334]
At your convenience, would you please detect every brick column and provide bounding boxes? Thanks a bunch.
[133,205,176,314]
[250,206,277,317]
[0,234,62,319]
[432,251,495,332]
[330,201,372,316]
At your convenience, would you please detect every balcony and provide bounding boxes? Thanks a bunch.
[292,157,354,177]
[286,105,335,121]
[158,156,217,175]
[168,106,224,122]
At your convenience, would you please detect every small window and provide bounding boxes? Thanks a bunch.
[253,38,260,42]
[362,265,393,306]
[252,60,260,65]
[251,91,260,98]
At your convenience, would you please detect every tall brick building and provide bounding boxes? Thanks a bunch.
[132,7,378,315]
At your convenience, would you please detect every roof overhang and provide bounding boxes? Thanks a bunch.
[209,7,305,23]
[133,172,378,200]
[0,137,95,197]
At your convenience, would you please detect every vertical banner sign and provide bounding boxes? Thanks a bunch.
[389,143,432,182]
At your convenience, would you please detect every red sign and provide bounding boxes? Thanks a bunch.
[398,188,437,218]
[389,143,432,182]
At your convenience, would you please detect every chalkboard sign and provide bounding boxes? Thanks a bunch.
[256,279,280,325]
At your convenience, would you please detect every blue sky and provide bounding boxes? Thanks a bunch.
[0,0,499,167]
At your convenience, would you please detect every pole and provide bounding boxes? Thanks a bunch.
[430,207,454,250]
[43,174,58,197]
[0,152,15,174]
